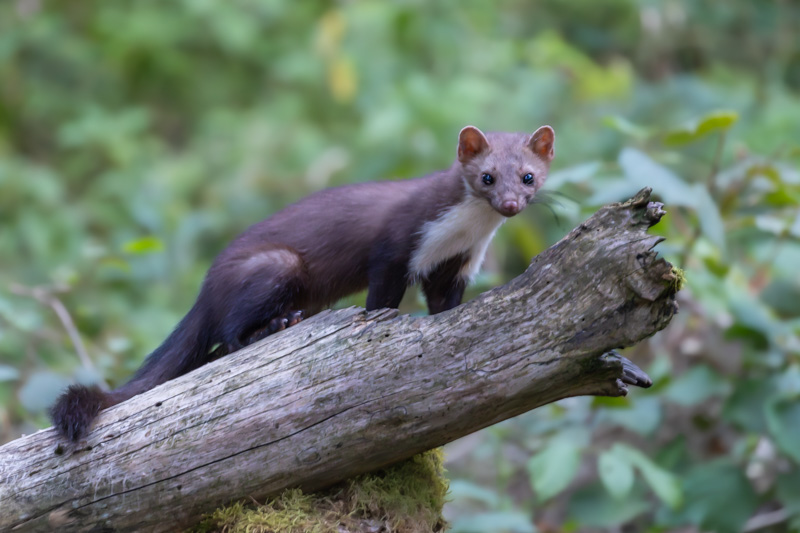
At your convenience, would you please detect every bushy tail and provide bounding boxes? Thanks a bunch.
[50,304,213,442]
[50,384,110,442]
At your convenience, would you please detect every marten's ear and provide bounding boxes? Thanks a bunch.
[458,126,490,163]
[528,125,555,161]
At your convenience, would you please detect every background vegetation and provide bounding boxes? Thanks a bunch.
[1,1,799,532]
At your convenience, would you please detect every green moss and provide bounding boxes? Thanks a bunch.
[193,449,448,533]
[347,448,448,530]
[669,266,687,292]
[194,490,336,533]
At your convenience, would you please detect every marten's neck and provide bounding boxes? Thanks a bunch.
[410,176,506,280]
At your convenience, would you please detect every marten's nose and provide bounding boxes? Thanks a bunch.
[501,200,520,216]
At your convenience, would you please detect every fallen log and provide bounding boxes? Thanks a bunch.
[0,188,679,532]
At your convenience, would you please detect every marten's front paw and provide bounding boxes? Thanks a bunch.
[286,310,304,327]
[267,316,288,333]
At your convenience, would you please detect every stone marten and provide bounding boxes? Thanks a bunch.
[50,124,556,443]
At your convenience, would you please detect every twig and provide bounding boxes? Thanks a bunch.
[742,508,789,532]
[9,283,109,391]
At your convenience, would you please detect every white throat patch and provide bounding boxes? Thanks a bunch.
[409,192,506,281]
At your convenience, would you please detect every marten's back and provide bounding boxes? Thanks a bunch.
[218,178,425,305]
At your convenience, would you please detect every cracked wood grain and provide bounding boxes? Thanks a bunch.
[0,188,679,532]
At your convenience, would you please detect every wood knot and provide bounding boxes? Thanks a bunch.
[297,447,321,465]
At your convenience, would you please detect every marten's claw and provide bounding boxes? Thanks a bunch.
[244,311,304,346]
[268,316,289,333]
[268,310,303,331]
[286,310,304,327]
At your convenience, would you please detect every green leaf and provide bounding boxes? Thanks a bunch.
[18,372,72,413]
[728,293,783,348]
[696,110,739,136]
[449,512,536,533]
[586,179,640,205]
[656,436,690,471]
[0,364,20,382]
[776,365,800,397]
[692,184,726,252]
[681,461,758,533]
[568,483,650,528]
[615,443,683,508]
[0,304,42,332]
[777,470,800,516]
[792,212,800,238]
[766,397,800,464]
[664,365,729,407]
[662,128,696,146]
[596,395,662,436]
[527,433,585,501]
[506,217,546,260]
[591,395,630,408]
[763,187,800,208]
[598,448,634,500]
[647,353,673,384]
[755,214,791,235]
[632,458,682,509]
[618,148,695,208]
[447,480,500,508]
[723,378,777,433]
[122,236,165,254]
[663,110,739,146]
[603,115,650,139]
[546,161,601,190]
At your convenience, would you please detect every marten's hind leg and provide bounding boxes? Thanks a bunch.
[208,244,308,352]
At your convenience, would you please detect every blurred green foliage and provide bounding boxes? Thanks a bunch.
[1,1,799,532]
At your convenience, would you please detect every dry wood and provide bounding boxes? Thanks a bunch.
[0,188,679,532]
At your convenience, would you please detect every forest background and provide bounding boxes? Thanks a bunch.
[1,2,799,532]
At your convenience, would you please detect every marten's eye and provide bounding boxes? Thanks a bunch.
[482,173,495,185]
[522,173,534,185]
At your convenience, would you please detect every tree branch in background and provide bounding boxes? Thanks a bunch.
[9,283,109,391]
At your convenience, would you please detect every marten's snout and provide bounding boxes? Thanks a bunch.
[499,199,521,217]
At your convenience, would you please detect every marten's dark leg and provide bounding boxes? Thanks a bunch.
[422,254,468,314]
[207,245,308,352]
[366,261,408,311]
[366,241,411,311]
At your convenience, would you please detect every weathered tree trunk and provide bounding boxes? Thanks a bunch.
[0,188,679,533]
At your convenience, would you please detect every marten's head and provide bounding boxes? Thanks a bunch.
[457,125,555,217]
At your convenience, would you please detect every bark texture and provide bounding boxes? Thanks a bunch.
[0,188,679,533]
